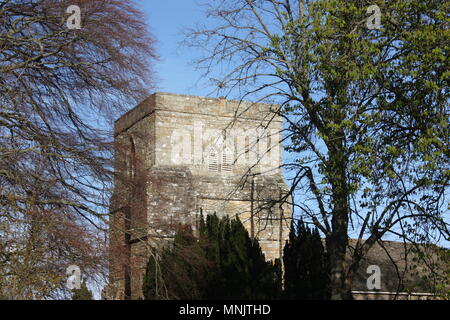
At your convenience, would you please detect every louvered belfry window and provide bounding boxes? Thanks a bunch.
[207,147,219,171]
[207,144,233,172]
[222,147,233,172]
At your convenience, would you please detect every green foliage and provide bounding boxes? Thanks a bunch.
[72,281,93,300]
[143,225,208,300]
[424,246,450,299]
[143,215,281,300]
[283,220,330,300]
[199,214,282,300]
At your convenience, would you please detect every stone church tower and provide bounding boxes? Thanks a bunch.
[108,92,291,299]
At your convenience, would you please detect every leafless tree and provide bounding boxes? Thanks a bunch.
[0,0,156,298]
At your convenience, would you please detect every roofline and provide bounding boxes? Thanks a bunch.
[114,91,280,124]
[351,290,436,296]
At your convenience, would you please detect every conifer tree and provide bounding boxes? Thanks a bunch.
[283,220,330,300]
[143,225,207,300]
[143,214,281,299]
[72,281,93,300]
[199,214,281,299]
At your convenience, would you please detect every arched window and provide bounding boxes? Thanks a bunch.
[222,147,233,172]
[206,144,235,173]
[129,137,136,179]
[207,146,219,171]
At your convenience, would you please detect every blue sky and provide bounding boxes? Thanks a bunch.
[141,1,213,96]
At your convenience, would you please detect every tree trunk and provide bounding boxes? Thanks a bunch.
[326,136,352,300]
[326,232,352,299]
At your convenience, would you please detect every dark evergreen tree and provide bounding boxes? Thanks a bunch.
[143,225,207,300]
[283,220,330,300]
[72,281,93,300]
[143,214,281,299]
[199,214,281,299]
